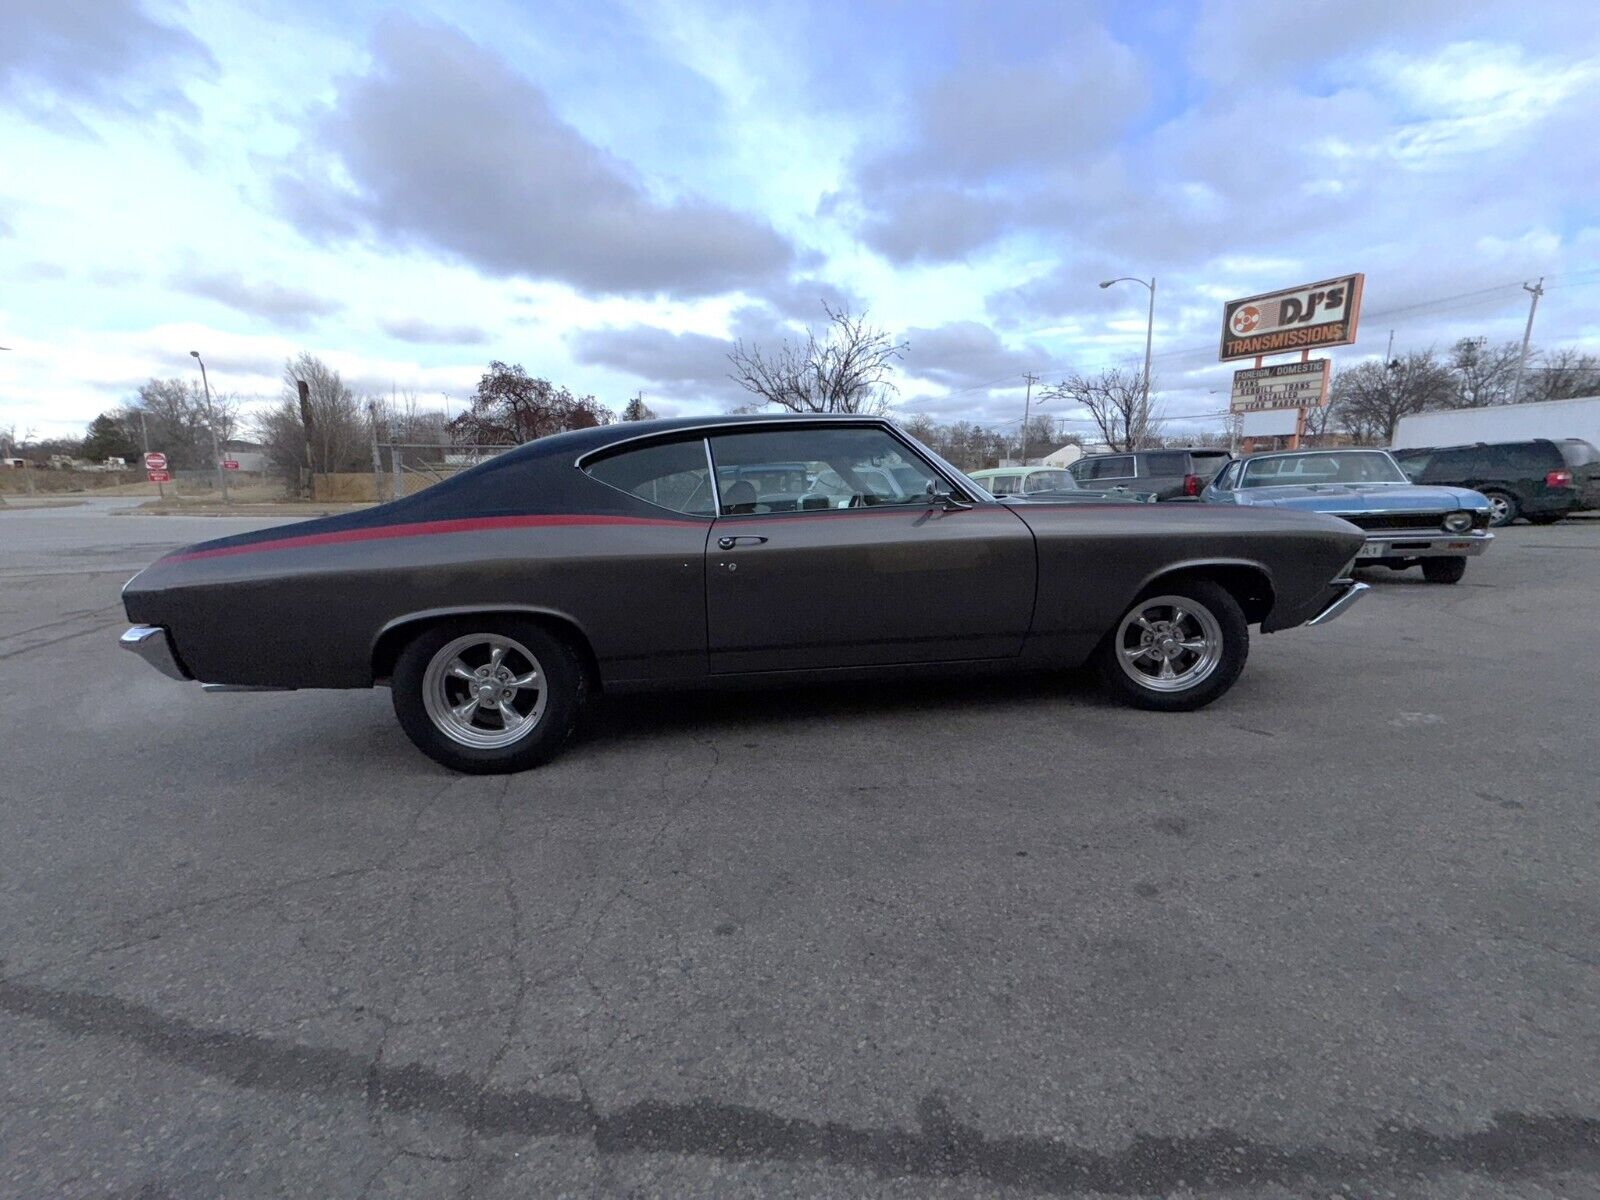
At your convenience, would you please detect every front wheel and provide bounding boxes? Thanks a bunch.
[1483,490,1518,527]
[391,618,587,774]
[1095,581,1249,712]
[1421,556,1467,584]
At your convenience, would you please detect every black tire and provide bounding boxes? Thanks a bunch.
[1526,513,1564,525]
[1483,490,1519,527]
[1094,579,1249,712]
[391,617,587,774]
[1421,556,1467,584]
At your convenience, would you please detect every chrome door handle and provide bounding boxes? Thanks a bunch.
[717,535,768,550]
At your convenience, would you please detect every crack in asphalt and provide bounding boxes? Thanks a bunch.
[2,976,1596,1195]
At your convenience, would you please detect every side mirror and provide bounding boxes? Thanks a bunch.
[925,479,972,510]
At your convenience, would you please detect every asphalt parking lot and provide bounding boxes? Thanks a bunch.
[2,501,1598,1199]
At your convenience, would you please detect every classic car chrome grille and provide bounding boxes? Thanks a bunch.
[1343,512,1449,532]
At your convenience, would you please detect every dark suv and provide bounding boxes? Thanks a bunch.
[1393,439,1600,526]
[1069,448,1233,501]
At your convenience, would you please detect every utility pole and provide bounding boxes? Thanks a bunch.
[137,408,164,500]
[297,379,316,500]
[368,399,384,500]
[1018,372,1038,465]
[1385,329,1395,366]
[1139,278,1156,447]
[189,350,228,504]
[1510,278,1544,405]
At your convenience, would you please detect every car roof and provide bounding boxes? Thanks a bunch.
[493,411,899,466]
[970,466,1066,476]
[1246,447,1392,460]
[1078,446,1223,458]
[1400,439,1556,453]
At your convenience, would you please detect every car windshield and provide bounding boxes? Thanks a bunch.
[1240,451,1408,487]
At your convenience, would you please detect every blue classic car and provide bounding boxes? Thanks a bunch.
[1201,449,1493,583]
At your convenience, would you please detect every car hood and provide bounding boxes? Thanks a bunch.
[1238,483,1487,513]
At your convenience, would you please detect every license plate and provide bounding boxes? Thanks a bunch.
[1357,541,1385,558]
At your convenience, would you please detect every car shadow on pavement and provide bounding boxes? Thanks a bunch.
[583,667,1102,746]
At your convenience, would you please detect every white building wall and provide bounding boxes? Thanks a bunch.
[1392,396,1600,450]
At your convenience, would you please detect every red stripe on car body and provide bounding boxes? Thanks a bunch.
[162,513,698,563]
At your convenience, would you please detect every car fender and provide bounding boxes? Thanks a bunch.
[1129,556,1277,623]
[370,603,599,681]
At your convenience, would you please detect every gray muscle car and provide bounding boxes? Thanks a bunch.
[1200,449,1493,583]
[121,415,1369,773]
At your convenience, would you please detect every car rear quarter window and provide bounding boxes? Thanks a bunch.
[583,437,715,515]
[1506,442,1561,473]
[1560,439,1600,467]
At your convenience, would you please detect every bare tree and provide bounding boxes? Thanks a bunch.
[728,303,907,414]
[1042,368,1159,452]
[1447,339,1521,408]
[1527,347,1600,403]
[1301,398,1341,445]
[1332,352,1456,445]
[255,353,370,475]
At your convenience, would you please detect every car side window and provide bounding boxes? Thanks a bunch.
[1211,461,1239,491]
[708,426,944,514]
[989,474,1020,495]
[583,437,716,515]
[1427,448,1481,480]
[1092,456,1136,480]
[1395,454,1429,481]
[1023,470,1071,493]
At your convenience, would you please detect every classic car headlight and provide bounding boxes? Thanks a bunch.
[1441,511,1474,534]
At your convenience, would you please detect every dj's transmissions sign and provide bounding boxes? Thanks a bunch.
[1219,274,1364,362]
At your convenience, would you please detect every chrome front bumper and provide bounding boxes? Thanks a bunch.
[1355,531,1492,561]
[1306,581,1370,627]
[120,625,190,680]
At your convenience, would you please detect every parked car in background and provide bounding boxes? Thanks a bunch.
[1202,448,1492,583]
[121,415,1368,774]
[968,466,1155,503]
[1391,439,1600,527]
[1070,448,1233,501]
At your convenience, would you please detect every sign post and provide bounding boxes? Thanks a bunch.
[144,452,168,499]
[1221,274,1362,449]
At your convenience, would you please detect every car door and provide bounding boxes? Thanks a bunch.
[704,424,1036,673]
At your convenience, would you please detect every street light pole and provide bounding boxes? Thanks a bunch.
[1100,275,1156,448]
[189,350,229,504]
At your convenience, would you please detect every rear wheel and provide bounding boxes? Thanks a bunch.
[1483,490,1518,527]
[1095,581,1248,712]
[1421,556,1467,584]
[391,619,586,774]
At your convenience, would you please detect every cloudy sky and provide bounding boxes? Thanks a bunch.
[4,0,1599,444]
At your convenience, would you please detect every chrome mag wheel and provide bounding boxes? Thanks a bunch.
[1486,493,1513,526]
[421,633,547,749]
[1113,594,1225,693]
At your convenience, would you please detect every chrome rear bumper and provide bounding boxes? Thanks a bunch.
[1307,581,1369,627]
[120,625,190,680]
